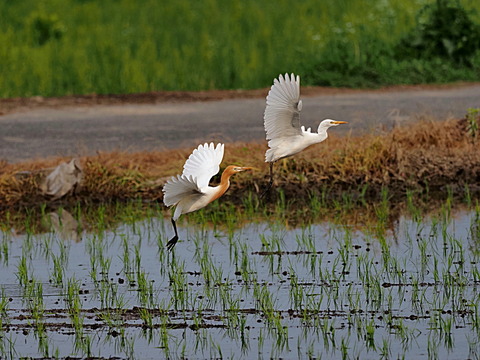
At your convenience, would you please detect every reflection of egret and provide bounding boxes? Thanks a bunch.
[162,143,252,250]
[263,73,348,193]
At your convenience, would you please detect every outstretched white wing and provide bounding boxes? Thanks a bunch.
[162,174,202,207]
[182,142,224,189]
[264,73,303,141]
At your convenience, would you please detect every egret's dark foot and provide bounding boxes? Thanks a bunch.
[166,218,179,251]
[166,235,179,251]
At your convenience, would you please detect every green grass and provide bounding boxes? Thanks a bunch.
[1,0,479,98]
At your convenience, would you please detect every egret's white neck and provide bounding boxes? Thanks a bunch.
[316,123,329,138]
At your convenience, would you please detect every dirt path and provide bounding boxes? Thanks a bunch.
[1,83,479,163]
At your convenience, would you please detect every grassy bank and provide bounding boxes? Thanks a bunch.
[1,0,479,98]
[1,115,479,212]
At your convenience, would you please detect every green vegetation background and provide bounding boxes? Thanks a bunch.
[1,0,479,98]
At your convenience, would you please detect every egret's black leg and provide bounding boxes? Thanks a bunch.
[166,218,179,251]
[260,162,274,198]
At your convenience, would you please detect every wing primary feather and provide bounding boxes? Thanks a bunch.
[263,73,304,141]
[180,142,224,190]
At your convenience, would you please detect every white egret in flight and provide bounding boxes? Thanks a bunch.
[162,142,252,250]
[263,73,348,192]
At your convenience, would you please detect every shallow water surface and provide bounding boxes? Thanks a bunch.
[0,206,479,359]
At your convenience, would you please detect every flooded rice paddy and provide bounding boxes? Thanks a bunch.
[0,197,479,359]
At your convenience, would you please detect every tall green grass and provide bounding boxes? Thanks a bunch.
[1,0,479,98]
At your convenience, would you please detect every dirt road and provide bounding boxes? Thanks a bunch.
[1,83,479,163]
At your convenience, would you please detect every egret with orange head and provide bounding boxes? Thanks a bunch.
[263,73,348,193]
[163,142,252,250]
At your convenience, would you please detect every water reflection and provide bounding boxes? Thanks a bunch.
[47,209,81,242]
[0,202,478,359]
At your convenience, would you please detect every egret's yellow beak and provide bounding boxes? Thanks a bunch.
[333,121,348,125]
[233,166,254,172]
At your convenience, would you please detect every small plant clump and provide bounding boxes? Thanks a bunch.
[27,12,65,46]
[397,0,480,64]
[465,107,480,142]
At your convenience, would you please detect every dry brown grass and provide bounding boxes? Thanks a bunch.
[1,117,479,210]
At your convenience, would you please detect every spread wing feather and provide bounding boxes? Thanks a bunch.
[264,73,303,141]
[182,143,224,189]
[162,174,203,207]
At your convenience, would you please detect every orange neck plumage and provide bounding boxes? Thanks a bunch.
[210,165,237,202]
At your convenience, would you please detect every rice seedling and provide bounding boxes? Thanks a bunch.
[467,335,480,359]
[73,334,92,359]
[0,335,17,360]
[0,236,9,266]
[139,307,154,329]
[239,242,256,284]
[136,270,156,309]
[469,201,480,245]
[64,277,93,357]
[65,278,82,326]
[23,279,50,357]
[168,256,189,312]
[50,253,65,286]
[16,254,33,289]
[0,290,9,335]
[116,331,136,360]
[406,189,423,223]
[365,318,377,350]
[121,236,135,286]
[379,338,391,359]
